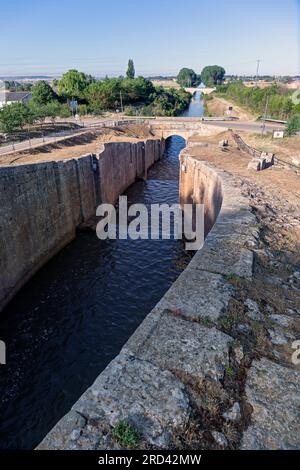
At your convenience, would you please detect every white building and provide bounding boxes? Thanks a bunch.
[0,91,32,108]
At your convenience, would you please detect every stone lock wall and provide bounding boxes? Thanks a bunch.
[0,139,165,312]
[38,145,258,450]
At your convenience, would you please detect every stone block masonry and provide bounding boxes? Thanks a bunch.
[38,145,260,450]
[38,145,300,450]
[0,139,165,311]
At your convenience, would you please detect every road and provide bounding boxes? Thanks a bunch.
[0,118,286,157]
[204,120,285,133]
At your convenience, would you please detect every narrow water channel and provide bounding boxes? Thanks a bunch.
[181,87,204,117]
[0,135,191,450]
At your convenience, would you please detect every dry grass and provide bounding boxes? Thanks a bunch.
[206,96,255,120]
[240,132,300,164]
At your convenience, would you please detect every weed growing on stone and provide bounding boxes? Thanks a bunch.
[112,420,139,449]
[199,316,214,328]
[225,366,235,379]
[224,273,244,287]
[229,339,241,350]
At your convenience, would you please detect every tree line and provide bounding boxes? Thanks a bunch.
[216,81,300,120]
[177,65,226,87]
[0,60,192,134]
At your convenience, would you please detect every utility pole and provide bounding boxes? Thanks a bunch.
[261,95,269,136]
[255,59,261,85]
[120,91,124,114]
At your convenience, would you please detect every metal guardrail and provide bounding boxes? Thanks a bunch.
[85,118,151,129]
[258,117,287,125]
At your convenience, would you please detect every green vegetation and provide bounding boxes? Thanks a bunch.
[3,81,33,92]
[201,65,226,86]
[32,80,57,105]
[216,81,300,120]
[140,86,191,117]
[126,59,135,79]
[177,68,201,87]
[0,101,71,134]
[0,61,193,135]
[0,103,34,134]
[285,115,300,136]
[224,273,244,287]
[112,420,139,448]
[225,366,235,379]
[57,69,95,101]
[86,76,155,113]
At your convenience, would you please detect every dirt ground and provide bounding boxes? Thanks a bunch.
[239,131,300,165]
[151,79,180,89]
[0,124,155,166]
[176,130,300,449]
[206,96,255,121]
[189,130,300,209]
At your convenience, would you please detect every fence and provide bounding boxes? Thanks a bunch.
[0,119,153,157]
[230,130,300,174]
[230,131,262,158]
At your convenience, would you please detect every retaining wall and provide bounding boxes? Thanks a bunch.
[0,139,164,311]
[38,145,257,450]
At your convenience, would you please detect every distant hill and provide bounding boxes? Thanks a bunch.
[0,75,56,81]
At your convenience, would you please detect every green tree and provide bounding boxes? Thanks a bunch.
[216,80,298,120]
[32,80,56,105]
[177,68,201,87]
[86,78,122,112]
[57,70,95,101]
[121,77,154,103]
[201,65,226,86]
[126,59,135,79]
[0,103,33,134]
[28,101,72,126]
[142,87,191,117]
[28,103,49,126]
[285,115,300,136]
[43,101,71,123]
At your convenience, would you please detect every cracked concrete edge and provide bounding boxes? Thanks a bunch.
[37,151,256,450]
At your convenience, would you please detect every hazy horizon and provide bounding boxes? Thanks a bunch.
[0,0,299,77]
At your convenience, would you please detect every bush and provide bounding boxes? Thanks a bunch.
[217,81,297,120]
[285,115,300,136]
[0,103,33,133]
[124,105,136,116]
[77,104,89,116]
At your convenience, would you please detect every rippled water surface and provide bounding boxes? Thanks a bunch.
[0,136,189,449]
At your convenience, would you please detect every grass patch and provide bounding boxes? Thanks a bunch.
[225,366,235,379]
[220,316,236,330]
[229,339,241,350]
[224,273,244,287]
[112,420,139,449]
[199,316,214,328]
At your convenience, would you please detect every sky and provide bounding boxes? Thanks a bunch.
[0,0,299,77]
